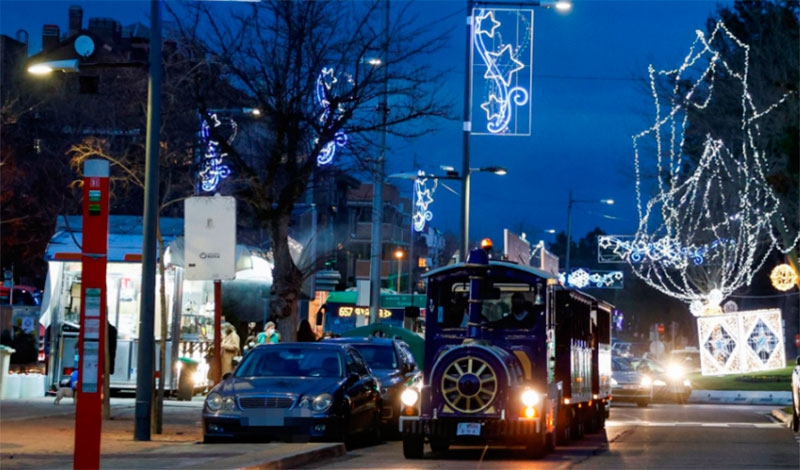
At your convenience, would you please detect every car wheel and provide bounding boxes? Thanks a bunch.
[792,408,799,433]
[429,437,449,453]
[370,412,383,445]
[402,434,424,459]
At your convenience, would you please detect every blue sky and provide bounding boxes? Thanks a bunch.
[1,0,730,251]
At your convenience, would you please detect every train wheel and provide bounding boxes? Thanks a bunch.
[598,402,606,430]
[403,435,424,459]
[429,437,450,453]
[556,406,572,445]
[570,407,585,440]
[524,431,548,459]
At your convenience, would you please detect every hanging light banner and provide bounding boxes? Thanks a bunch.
[471,7,534,136]
[559,268,624,289]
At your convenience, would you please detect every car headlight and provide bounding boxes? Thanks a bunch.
[400,387,419,407]
[521,389,539,407]
[640,376,652,388]
[312,393,333,412]
[206,392,223,411]
[222,396,237,411]
[666,364,685,379]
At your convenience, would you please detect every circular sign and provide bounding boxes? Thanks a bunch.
[74,35,95,58]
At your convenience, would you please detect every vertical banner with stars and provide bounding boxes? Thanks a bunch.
[471,7,534,136]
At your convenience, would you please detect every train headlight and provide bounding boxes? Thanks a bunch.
[401,387,420,407]
[521,389,539,407]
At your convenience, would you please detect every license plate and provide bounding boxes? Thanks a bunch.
[242,409,284,427]
[622,384,638,390]
[456,422,481,436]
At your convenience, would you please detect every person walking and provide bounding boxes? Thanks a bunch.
[257,321,280,344]
[220,323,240,376]
[296,319,317,342]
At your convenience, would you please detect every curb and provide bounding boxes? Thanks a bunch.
[688,390,792,406]
[239,443,346,470]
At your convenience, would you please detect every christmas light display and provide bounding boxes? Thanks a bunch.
[199,112,237,192]
[471,8,533,136]
[696,309,785,375]
[315,67,350,166]
[623,21,797,314]
[413,170,437,232]
[770,264,798,292]
[559,268,623,290]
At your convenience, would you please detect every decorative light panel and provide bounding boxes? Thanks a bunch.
[626,21,797,313]
[770,264,798,292]
[413,170,438,232]
[696,309,785,375]
[199,112,238,192]
[559,268,624,289]
[471,7,533,136]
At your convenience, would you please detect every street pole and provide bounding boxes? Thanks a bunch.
[565,189,574,274]
[134,0,161,441]
[369,0,390,324]
[460,1,475,260]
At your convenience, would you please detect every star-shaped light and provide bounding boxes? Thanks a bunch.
[474,10,501,39]
[484,44,525,87]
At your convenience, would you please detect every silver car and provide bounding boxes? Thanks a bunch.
[611,356,653,408]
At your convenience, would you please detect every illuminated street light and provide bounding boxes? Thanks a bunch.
[565,189,614,274]
[394,249,404,292]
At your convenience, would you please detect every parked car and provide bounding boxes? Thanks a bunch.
[630,357,691,403]
[202,342,383,446]
[611,356,653,407]
[324,336,421,436]
[792,355,800,432]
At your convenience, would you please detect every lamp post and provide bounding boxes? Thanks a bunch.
[459,165,508,258]
[565,189,614,274]
[369,0,390,325]
[394,248,404,292]
[26,0,163,442]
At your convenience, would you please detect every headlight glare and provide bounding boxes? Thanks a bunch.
[400,388,419,407]
[521,389,539,407]
[640,376,652,388]
[666,364,685,379]
[206,392,223,411]
[311,393,334,412]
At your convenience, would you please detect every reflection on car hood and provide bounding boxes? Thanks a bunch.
[372,369,401,385]
[612,370,642,385]
[215,377,344,397]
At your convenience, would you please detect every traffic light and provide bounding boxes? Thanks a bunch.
[315,269,341,292]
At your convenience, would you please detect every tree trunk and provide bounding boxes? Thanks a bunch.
[269,212,304,342]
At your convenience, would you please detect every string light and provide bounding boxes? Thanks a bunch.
[472,8,533,136]
[199,112,238,192]
[559,268,623,289]
[622,21,798,314]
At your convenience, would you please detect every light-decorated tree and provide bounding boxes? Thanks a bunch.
[166,1,453,340]
[620,5,799,316]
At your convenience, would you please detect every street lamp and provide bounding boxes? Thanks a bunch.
[394,248,404,292]
[565,189,614,274]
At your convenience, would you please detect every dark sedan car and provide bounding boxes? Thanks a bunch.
[324,336,421,435]
[203,342,383,446]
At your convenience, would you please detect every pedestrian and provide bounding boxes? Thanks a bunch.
[220,323,240,376]
[257,321,280,344]
[296,319,317,342]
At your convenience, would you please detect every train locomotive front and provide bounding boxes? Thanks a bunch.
[399,242,557,459]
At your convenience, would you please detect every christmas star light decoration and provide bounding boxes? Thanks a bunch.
[413,170,438,232]
[622,21,798,315]
[199,112,238,192]
[472,8,532,135]
[315,67,351,166]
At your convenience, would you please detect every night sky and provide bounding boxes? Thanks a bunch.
[1,0,730,250]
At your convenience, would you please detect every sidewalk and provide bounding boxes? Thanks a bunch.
[0,396,345,469]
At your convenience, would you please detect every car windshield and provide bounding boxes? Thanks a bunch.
[612,357,635,372]
[351,344,397,370]
[235,348,342,378]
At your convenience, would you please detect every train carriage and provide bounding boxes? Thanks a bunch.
[399,240,612,459]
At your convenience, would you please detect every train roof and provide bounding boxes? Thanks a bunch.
[422,258,557,281]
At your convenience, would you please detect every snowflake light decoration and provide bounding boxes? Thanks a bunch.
[625,21,797,314]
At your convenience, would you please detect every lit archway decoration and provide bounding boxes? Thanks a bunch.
[770,264,798,291]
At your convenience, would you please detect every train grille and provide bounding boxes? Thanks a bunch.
[440,356,498,414]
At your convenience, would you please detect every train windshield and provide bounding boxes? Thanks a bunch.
[432,280,544,330]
